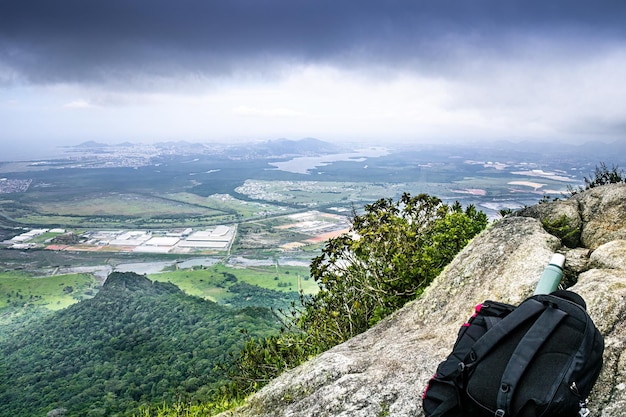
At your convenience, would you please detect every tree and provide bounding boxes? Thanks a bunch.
[498,208,514,218]
[227,193,488,399]
[300,193,488,348]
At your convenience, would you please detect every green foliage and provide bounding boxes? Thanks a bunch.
[568,162,626,195]
[498,208,515,218]
[302,194,487,347]
[226,281,300,309]
[377,403,391,417]
[135,397,242,417]
[226,193,488,400]
[538,195,560,204]
[0,272,280,417]
[226,331,316,394]
[542,214,580,248]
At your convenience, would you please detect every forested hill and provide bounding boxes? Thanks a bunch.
[0,272,281,417]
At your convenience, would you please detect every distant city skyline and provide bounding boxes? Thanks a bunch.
[2,1,626,151]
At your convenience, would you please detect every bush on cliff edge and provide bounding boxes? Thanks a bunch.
[226,193,488,400]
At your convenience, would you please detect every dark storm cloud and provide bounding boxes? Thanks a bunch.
[1,0,626,85]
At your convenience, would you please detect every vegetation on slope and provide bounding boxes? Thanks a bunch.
[225,193,488,401]
[0,272,281,417]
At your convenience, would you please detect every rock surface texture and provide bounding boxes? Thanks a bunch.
[219,184,626,417]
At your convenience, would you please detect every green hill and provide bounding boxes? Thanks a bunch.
[0,272,280,417]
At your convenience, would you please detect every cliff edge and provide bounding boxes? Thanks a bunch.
[220,184,626,417]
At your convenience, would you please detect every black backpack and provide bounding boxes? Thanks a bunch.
[422,290,604,417]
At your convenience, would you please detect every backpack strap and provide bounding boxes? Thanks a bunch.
[496,306,568,416]
[466,298,546,365]
[483,315,503,329]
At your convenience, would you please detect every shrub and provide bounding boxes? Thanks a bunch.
[568,162,626,195]
[227,193,488,398]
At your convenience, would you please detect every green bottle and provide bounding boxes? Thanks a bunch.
[534,253,565,295]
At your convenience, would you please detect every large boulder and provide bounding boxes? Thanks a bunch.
[514,197,582,248]
[219,185,626,417]
[575,184,626,249]
[516,183,626,250]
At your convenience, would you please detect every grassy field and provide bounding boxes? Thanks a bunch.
[4,189,320,229]
[7,192,235,228]
[0,271,97,311]
[31,193,224,217]
[161,192,287,219]
[149,263,316,304]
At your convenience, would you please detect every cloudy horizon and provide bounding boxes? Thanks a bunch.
[2,0,626,150]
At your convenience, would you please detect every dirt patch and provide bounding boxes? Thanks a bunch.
[305,228,350,243]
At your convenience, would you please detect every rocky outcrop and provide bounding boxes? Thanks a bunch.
[515,183,626,250]
[219,184,626,417]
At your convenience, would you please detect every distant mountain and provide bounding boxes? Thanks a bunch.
[0,272,280,417]
[228,137,346,158]
[155,140,202,147]
[75,140,109,148]
[574,140,626,163]
[261,137,344,154]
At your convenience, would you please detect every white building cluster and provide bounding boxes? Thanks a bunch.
[91,226,235,253]
[2,226,235,253]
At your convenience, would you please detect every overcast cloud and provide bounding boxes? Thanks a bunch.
[1,0,626,149]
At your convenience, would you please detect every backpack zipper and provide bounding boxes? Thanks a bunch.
[570,383,591,417]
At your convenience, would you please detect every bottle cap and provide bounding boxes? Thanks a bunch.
[549,253,565,269]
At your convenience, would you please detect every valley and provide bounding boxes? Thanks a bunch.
[1,138,625,416]
[2,138,624,315]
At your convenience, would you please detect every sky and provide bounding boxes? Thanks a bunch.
[1,0,626,153]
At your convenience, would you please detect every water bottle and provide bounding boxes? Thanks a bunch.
[534,253,565,295]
